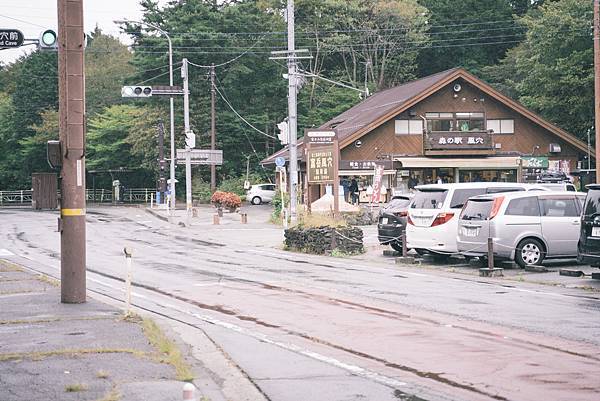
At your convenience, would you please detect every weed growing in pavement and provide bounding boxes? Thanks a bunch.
[0,348,144,362]
[65,383,88,392]
[95,387,120,401]
[141,318,195,382]
[296,211,347,228]
[0,260,23,272]
[330,248,362,258]
[96,370,110,379]
[35,274,59,287]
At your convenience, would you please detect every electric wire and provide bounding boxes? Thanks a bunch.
[0,13,48,29]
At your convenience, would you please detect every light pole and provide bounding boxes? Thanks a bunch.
[116,19,176,211]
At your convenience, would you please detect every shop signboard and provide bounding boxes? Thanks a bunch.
[307,147,335,183]
[425,132,492,150]
[521,156,549,169]
[370,165,385,204]
[340,160,393,171]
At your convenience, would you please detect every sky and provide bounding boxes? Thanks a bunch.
[0,0,169,65]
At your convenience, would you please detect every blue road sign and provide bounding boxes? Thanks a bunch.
[275,156,286,167]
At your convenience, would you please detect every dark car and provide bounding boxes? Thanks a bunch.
[378,194,413,252]
[578,184,600,267]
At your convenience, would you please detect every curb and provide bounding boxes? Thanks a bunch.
[145,207,169,222]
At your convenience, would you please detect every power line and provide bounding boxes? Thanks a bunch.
[213,83,276,139]
[0,13,48,29]
[188,36,267,68]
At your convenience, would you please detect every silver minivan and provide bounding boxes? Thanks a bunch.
[457,191,585,267]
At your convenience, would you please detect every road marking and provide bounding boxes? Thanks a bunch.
[0,249,15,256]
[189,312,407,389]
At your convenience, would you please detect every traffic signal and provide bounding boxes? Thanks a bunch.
[39,29,57,50]
[277,119,288,145]
[121,86,153,98]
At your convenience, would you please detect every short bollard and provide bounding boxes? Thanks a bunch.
[487,237,494,269]
[479,237,503,277]
[182,382,196,400]
[213,214,220,225]
[123,247,133,314]
[192,208,199,218]
[241,213,248,224]
[401,230,408,257]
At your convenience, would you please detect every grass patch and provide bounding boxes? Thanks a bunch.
[96,370,110,379]
[94,387,120,401]
[330,248,362,258]
[35,274,59,287]
[141,317,194,381]
[0,260,23,272]
[0,348,145,362]
[65,383,88,392]
[0,289,37,295]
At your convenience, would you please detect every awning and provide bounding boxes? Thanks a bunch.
[339,170,396,176]
[394,156,520,169]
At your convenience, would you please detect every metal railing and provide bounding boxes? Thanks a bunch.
[0,188,155,205]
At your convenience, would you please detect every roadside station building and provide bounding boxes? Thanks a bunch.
[262,67,591,201]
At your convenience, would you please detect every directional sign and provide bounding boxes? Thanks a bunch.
[0,29,24,49]
[176,149,223,165]
[275,156,286,167]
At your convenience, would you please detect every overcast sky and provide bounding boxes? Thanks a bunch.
[0,0,169,65]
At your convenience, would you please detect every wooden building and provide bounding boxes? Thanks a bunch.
[262,68,591,199]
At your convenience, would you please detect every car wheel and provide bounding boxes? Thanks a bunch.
[515,238,545,268]
[251,196,262,205]
[390,242,403,252]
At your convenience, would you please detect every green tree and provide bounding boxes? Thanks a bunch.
[417,0,520,76]
[483,0,593,140]
[0,92,20,189]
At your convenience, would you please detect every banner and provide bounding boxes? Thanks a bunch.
[370,165,385,204]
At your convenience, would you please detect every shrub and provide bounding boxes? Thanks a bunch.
[211,191,241,210]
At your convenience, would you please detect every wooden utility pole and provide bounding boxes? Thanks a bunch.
[595,0,600,180]
[58,0,86,303]
[210,64,217,192]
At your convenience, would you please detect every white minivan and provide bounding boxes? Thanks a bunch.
[406,182,537,256]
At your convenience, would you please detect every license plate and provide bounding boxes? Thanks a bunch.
[380,217,388,224]
[462,227,479,237]
[592,227,600,237]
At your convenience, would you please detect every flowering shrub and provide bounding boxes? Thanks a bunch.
[210,191,241,210]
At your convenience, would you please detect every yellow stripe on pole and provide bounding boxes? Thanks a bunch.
[61,208,86,216]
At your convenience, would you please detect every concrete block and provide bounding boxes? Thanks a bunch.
[524,265,548,273]
[395,256,420,265]
[383,250,400,257]
[479,267,504,277]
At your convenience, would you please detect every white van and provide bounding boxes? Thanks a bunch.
[406,182,537,256]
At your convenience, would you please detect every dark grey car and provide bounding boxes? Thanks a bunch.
[378,195,412,252]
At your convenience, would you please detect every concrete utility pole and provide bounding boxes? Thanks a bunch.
[210,64,217,193]
[595,0,600,179]
[157,119,166,202]
[287,0,299,223]
[182,58,193,214]
[57,0,86,303]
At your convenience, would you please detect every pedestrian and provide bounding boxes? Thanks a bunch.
[437,176,443,184]
[341,178,350,202]
[349,177,359,205]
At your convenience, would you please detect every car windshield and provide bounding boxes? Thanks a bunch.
[384,197,411,211]
[411,190,447,209]
[584,190,600,216]
[461,199,494,220]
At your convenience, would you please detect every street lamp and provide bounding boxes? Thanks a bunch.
[115,19,176,212]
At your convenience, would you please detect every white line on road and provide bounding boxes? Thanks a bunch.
[0,249,15,256]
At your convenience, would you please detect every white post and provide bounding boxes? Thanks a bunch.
[123,247,133,314]
[182,58,193,219]
[287,0,298,223]
[182,383,196,401]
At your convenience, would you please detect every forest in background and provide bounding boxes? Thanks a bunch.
[0,0,592,196]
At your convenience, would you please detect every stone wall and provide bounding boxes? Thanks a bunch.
[284,226,364,255]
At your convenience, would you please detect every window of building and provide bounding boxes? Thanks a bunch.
[425,112,485,132]
[487,119,514,134]
[395,119,423,135]
[456,112,485,131]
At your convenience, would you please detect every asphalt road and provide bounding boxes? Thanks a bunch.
[1,206,600,401]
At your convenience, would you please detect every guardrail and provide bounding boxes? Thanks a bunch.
[0,188,156,205]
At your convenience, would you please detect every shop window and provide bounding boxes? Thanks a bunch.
[487,119,514,134]
[395,119,423,135]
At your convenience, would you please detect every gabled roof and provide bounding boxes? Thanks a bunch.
[262,67,588,164]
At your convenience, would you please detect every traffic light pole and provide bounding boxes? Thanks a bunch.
[210,64,217,193]
[182,58,193,215]
[287,0,299,223]
[157,119,166,202]
[58,0,86,303]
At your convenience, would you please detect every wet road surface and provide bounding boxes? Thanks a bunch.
[1,206,600,401]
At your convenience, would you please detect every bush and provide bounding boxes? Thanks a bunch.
[218,173,265,196]
[271,191,289,222]
[211,191,241,210]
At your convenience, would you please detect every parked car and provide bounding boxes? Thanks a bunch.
[577,184,600,267]
[457,191,585,267]
[246,184,276,205]
[406,182,539,257]
[529,182,577,192]
[377,194,413,252]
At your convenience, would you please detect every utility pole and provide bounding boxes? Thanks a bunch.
[595,0,600,180]
[157,119,166,203]
[182,58,193,214]
[210,64,217,193]
[57,0,86,303]
[287,0,299,223]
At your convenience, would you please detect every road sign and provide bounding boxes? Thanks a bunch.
[275,156,286,167]
[0,29,24,49]
[176,149,223,165]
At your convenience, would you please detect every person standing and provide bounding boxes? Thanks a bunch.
[349,177,359,205]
